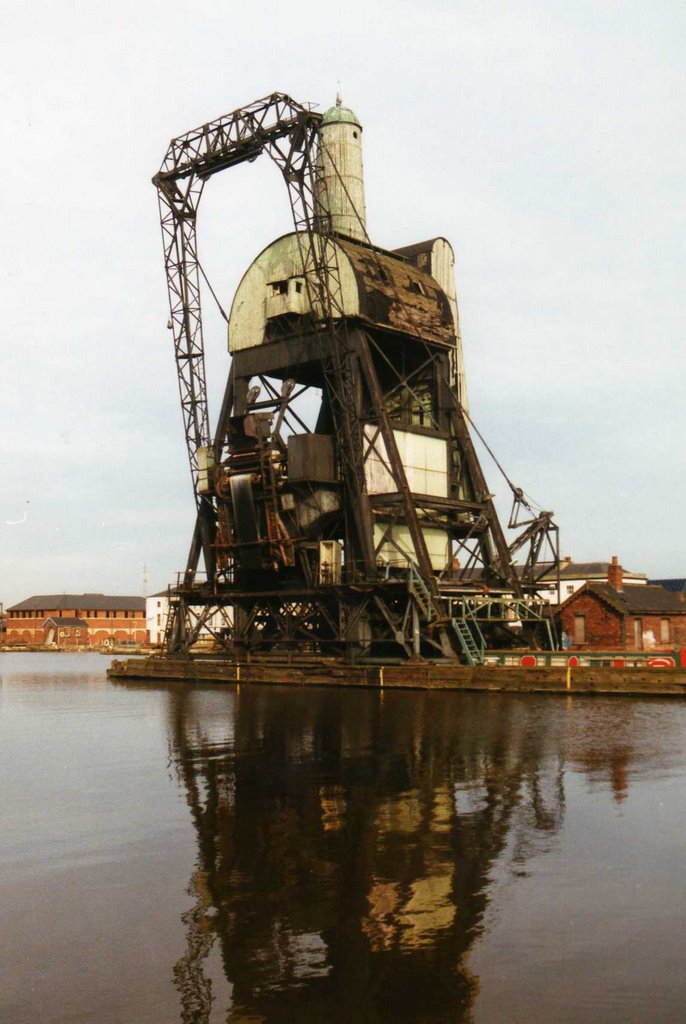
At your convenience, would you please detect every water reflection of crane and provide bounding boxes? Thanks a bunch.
[165,687,570,1024]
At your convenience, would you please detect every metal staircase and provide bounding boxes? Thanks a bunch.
[407,563,486,664]
[451,618,486,666]
[407,563,435,621]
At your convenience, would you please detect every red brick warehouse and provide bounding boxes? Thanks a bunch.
[4,594,146,648]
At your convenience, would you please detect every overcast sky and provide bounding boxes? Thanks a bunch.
[1,0,684,607]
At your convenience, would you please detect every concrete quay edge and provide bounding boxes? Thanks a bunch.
[107,657,686,697]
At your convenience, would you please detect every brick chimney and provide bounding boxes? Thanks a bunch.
[607,555,624,591]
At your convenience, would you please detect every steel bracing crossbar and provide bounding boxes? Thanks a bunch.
[153,94,322,499]
[155,93,384,650]
[154,92,373,559]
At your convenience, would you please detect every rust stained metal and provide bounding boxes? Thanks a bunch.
[337,239,455,346]
[151,93,559,663]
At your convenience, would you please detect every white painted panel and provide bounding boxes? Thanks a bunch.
[374,524,449,571]
[429,237,468,412]
[228,232,360,352]
[364,425,448,497]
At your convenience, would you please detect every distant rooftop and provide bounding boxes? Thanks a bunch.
[452,560,647,584]
[548,560,646,581]
[576,582,685,616]
[649,578,686,593]
[7,594,145,613]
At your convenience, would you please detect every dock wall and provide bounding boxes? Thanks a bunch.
[107,657,686,697]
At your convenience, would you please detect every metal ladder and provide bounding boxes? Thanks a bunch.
[452,618,486,666]
[408,563,487,663]
[407,563,435,621]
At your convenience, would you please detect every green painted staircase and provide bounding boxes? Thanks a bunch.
[451,618,486,666]
[407,563,435,621]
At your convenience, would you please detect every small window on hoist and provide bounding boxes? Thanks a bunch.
[295,280,303,293]
[271,280,289,296]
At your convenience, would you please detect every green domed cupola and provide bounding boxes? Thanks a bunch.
[321,94,362,130]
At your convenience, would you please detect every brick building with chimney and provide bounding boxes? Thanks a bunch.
[536,557,647,606]
[557,557,686,651]
[4,594,146,648]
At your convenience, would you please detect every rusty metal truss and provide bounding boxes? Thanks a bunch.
[153,92,560,662]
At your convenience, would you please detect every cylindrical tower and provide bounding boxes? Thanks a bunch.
[315,96,367,241]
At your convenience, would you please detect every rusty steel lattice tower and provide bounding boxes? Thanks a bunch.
[153,92,559,664]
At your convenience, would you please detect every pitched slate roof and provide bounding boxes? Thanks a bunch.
[649,579,686,594]
[580,583,686,616]
[538,560,646,581]
[7,594,145,612]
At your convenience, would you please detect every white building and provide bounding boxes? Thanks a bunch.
[536,557,647,607]
[146,591,232,647]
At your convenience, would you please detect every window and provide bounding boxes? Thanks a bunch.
[385,363,436,428]
[660,618,671,644]
[157,614,161,627]
[633,618,642,649]
[566,585,574,596]
[573,614,586,645]
[75,629,81,637]
[271,280,288,296]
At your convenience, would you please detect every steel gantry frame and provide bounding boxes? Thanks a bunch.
[155,94,389,644]
[153,92,559,661]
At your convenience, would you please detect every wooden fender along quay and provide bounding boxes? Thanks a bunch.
[107,658,686,696]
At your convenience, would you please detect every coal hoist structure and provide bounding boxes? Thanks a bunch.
[153,92,559,665]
